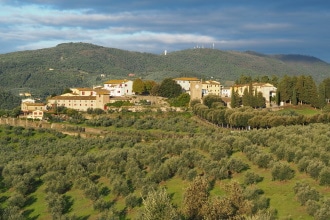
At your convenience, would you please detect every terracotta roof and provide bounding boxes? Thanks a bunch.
[49,96,96,101]
[173,77,200,81]
[74,88,95,91]
[25,103,46,106]
[94,89,110,95]
[104,79,130,84]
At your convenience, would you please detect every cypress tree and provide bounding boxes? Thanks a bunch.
[230,87,239,108]
[305,76,319,107]
[292,90,298,105]
[275,90,281,106]
[242,88,250,106]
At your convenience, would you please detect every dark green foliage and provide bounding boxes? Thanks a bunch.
[106,101,133,107]
[125,194,141,208]
[244,172,264,185]
[2,206,25,220]
[168,93,190,107]
[319,167,330,186]
[190,98,201,107]
[244,187,270,213]
[93,198,112,212]
[271,162,295,181]
[132,78,145,94]
[203,94,224,108]
[255,153,273,169]
[0,43,329,101]
[0,89,21,110]
[294,182,320,205]
[45,193,72,219]
[141,188,179,220]
[183,176,209,219]
[314,199,330,220]
[306,200,320,216]
[7,193,26,208]
[277,75,321,107]
[230,88,241,108]
[307,160,325,180]
[226,158,249,173]
[0,110,329,219]
[157,78,182,98]
[87,108,105,115]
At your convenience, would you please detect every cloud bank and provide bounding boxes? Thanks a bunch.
[0,0,329,61]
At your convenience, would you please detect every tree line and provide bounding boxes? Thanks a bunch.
[276,75,330,108]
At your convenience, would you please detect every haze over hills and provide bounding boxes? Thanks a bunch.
[0,42,329,99]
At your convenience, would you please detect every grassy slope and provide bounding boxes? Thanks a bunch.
[1,111,329,219]
[279,105,322,116]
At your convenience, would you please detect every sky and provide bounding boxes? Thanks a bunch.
[1,0,330,62]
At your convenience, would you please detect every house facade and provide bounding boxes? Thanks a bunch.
[103,79,133,96]
[27,110,44,120]
[47,88,110,111]
[173,77,200,94]
[232,83,277,103]
[21,98,46,119]
[202,80,221,96]
[221,87,232,97]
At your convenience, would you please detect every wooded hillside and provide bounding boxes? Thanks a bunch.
[0,42,329,99]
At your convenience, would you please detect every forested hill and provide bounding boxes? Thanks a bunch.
[0,42,329,98]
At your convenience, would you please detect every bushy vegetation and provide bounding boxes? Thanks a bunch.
[193,102,330,129]
[0,89,21,110]
[0,110,329,219]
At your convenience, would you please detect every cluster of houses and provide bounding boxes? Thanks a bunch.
[174,77,276,104]
[20,77,277,120]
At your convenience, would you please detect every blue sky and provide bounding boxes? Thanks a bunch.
[1,0,330,62]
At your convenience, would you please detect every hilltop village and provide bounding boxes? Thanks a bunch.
[20,77,277,120]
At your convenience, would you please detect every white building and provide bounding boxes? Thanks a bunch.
[232,83,277,103]
[103,79,133,97]
[27,110,44,120]
[173,77,200,94]
[221,87,232,97]
[21,98,46,119]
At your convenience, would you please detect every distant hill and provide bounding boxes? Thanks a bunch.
[0,42,329,99]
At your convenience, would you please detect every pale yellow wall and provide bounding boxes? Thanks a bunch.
[47,94,110,111]
[190,81,202,101]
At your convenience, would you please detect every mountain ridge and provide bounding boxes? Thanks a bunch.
[0,42,329,98]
